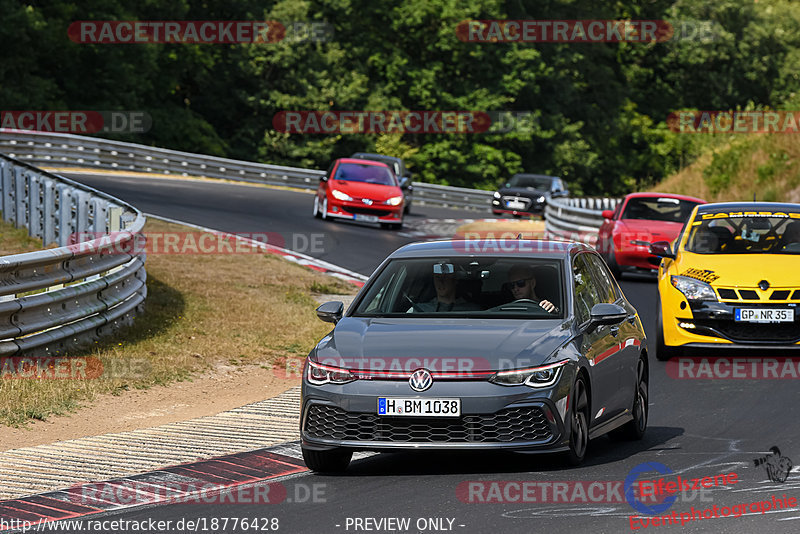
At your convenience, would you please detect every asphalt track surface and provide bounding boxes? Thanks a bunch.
[49,173,800,534]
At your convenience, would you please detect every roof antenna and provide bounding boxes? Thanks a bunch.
[516,233,523,239]
[754,193,757,202]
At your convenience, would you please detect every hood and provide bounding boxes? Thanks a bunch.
[313,317,573,372]
[498,187,548,199]
[331,179,401,201]
[617,219,684,243]
[674,253,800,287]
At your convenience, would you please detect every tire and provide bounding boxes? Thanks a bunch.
[404,202,411,215]
[610,358,648,440]
[605,247,622,280]
[564,375,589,466]
[320,197,328,220]
[313,195,321,218]
[655,299,681,361]
[302,447,352,473]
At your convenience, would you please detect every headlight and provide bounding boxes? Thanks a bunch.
[330,189,353,201]
[537,195,546,203]
[670,275,717,302]
[490,360,568,388]
[306,359,357,385]
[384,196,403,206]
[493,192,501,199]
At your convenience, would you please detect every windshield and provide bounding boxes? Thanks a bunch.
[685,212,800,254]
[334,163,396,185]
[622,197,700,223]
[508,175,553,190]
[352,257,564,318]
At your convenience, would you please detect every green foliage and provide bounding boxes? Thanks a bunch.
[4,0,800,195]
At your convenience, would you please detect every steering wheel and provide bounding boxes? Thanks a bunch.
[511,299,538,304]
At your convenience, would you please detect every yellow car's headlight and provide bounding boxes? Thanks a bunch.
[670,275,717,302]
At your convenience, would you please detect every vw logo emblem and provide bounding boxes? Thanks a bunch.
[409,369,433,392]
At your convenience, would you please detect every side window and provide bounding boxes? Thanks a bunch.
[572,254,601,325]
[325,161,336,178]
[586,253,617,303]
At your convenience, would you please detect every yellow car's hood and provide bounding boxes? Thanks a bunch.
[674,252,800,287]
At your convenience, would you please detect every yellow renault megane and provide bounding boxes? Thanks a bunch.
[649,202,800,359]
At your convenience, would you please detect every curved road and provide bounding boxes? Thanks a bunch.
[55,172,800,534]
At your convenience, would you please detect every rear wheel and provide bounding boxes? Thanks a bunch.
[302,447,352,473]
[655,300,681,361]
[611,358,648,440]
[565,376,589,466]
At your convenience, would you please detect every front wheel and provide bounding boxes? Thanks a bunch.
[313,195,321,218]
[605,247,622,280]
[655,300,681,361]
[302,447,352,473]
[564,376,589,466]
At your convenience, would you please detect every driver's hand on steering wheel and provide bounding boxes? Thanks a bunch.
[539,299,558,313]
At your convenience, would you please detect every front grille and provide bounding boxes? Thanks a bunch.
[715,287,800,302]
[692,319,800,343]
[304,405,553,443]
[343,206,392,216]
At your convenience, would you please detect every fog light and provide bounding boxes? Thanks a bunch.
[679,322,696,329]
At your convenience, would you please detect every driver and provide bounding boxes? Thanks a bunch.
[508,264,558,313]
[409,264,481,312]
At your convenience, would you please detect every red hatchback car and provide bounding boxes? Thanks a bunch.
[313,158,405,229]
[597,192,706,278]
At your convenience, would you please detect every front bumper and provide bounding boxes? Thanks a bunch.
[491,198,545,216]
[301,378,569,452]
[327,199,403,222]
[664,299,800,347]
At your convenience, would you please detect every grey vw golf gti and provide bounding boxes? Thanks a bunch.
[301,240,648,472]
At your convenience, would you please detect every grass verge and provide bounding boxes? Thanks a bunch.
[0,218,357,426]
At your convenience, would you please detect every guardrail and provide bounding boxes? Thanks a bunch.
[544,197,620,245]
[0,130,494,210]
[0,153,146,357]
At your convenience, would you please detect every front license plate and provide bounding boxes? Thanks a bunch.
[377,397,461,417]
[355,214,379,223]
[735,308,794,323]
[506,200,526,210]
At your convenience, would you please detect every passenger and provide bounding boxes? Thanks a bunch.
[780,221,800,252]
[507,265,559,313]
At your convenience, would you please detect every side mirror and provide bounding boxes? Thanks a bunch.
[649,241,676,259]
[316,301,343,324]
[320,175,329,182]
[602,210,614,220]
[587,303,627,332]
[399,176,409,188]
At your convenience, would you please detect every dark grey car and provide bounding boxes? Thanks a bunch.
[492,174,569,218]
[301,240,648,472]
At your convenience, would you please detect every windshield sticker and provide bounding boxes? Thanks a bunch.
[681,268,720,283]
[700,211,800,220]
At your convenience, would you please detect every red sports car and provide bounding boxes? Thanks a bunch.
[597,192,706,278]
[313,158,405,229]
